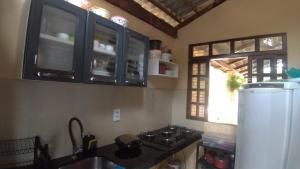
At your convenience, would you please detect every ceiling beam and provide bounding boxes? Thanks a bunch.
[228,58,247,65]
[234,63,248,70]
[213,60,240,75]
[148,0,182,23]
[175,0,227,30]
[104,0,177,38]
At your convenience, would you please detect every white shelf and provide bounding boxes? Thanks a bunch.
[149,73,178,78]
[158,59,177,65]
[93,47,116,56]
[40,33,74,46]
[148,58,179,78]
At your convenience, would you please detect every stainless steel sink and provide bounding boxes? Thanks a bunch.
[58,157,119,169]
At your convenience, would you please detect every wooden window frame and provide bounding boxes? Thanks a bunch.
[186,33,287,121]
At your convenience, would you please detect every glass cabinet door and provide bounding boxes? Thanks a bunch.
[38,5,76,72]
[84,13,124,84]
[23,0,86,82]
[123,29,149,86]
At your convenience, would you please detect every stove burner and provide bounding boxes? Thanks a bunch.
[162,130,173,137]
[183,129,192,134]
[160,138,175,145]
[143,132,155,139]
[167,125,177,131]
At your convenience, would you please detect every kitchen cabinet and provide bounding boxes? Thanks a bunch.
[23,0,86,82]
[23,0,149,86]
[122,29,149,86]
[83,12,124,85]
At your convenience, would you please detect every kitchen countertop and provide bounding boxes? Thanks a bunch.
[16,131,202,169]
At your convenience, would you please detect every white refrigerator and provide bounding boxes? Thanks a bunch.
[235,80,300,169]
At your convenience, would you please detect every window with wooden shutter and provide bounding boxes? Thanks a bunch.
[187,58,209,120]
[186,33,287,123]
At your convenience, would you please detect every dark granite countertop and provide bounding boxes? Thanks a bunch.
[16,131,202,169]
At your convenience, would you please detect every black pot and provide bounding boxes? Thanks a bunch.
[149,40,162,50]
[115,134,142,150]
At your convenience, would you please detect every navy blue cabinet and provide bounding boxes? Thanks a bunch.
[122,29,149,87]
[23,0,86,82]
[83,12,124,85]
[23,0,149,87]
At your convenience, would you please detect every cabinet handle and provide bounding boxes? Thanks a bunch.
[34,54,38,65]
[36,72,74,79]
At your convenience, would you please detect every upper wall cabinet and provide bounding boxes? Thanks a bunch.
[83,12,124,85]
[122,29,149,87]
[22,0,149,87]
[23,0,86,82]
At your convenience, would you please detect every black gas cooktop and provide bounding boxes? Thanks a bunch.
[139,125,202,151]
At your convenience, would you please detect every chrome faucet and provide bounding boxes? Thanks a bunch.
[68,117,84,159]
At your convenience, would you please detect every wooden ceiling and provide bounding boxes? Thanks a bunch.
[211,58,249,78]
[105,0,227,38]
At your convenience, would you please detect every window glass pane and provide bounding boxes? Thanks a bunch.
[260,36,283,51]
[212,42,230,55]
[199,91,205,104]
[252,59,257,74]
[200,63,206,75]
[263,59,271,73]
[192,77,198,89]
[234,39,255,53]
[198,105,205,118]
[252,76,257,83]
[191,91,197,102]
[277,76,283,80]
[191,104,197,116]
[263,76,271,81]
[200,79,206,89]
[192,64,199,75]
[277,59,283,74]
[193,45,209,57]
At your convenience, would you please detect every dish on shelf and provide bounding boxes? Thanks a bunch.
[93,40,116,56]
[110,16,128,27]
[56,32,70,41]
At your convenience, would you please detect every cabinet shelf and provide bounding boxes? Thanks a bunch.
[93,47,116,56]
[148,58,179,78]
[40,33,74,46]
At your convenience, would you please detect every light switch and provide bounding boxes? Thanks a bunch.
[113,109,121,122]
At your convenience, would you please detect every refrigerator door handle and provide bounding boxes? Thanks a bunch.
[282,94,293,169]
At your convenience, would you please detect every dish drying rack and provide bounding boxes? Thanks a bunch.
[0,137,37,169]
